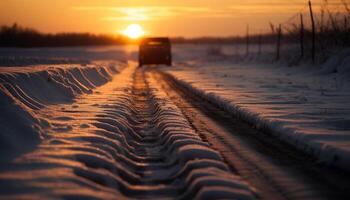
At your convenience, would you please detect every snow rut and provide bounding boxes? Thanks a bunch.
[0,66,256,199]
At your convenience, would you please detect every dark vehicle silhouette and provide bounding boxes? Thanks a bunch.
[139,37,172,66]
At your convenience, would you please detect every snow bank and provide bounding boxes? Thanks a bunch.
[0,64,121,105]
[0,85,44,164]
[0,63,123,164]
[162,56,350,172]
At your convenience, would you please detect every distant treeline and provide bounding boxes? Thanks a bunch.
[0,24,130,47]
[171,34,306,45]
[0,23,303,47]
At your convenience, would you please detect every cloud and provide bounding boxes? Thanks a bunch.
[72,6,235,21]
[72,1,345,22]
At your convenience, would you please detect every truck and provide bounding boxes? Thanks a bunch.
[139,37,172,67]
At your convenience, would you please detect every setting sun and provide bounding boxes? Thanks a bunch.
[122,24,145,39]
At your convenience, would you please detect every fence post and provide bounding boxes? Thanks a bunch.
[300,13,304,59]
[246,25,249,56]
[276,24,282,61]
[309,0,316,64]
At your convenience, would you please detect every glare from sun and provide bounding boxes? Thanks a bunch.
[122,24,145,39]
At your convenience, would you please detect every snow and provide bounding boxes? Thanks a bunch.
[0,86,44,163]
[1,43,349,198]
[162,47,350,171]
[0,63,124,165]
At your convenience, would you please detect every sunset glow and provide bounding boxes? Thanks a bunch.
[0,0,345,36]
[122,24,145,39]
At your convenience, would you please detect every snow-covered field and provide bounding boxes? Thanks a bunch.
[0,46,137,66]
[162,47,350,171]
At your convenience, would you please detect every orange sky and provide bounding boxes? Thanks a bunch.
[0,0,345,37]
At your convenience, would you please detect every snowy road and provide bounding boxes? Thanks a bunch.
[0,64,255,199]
